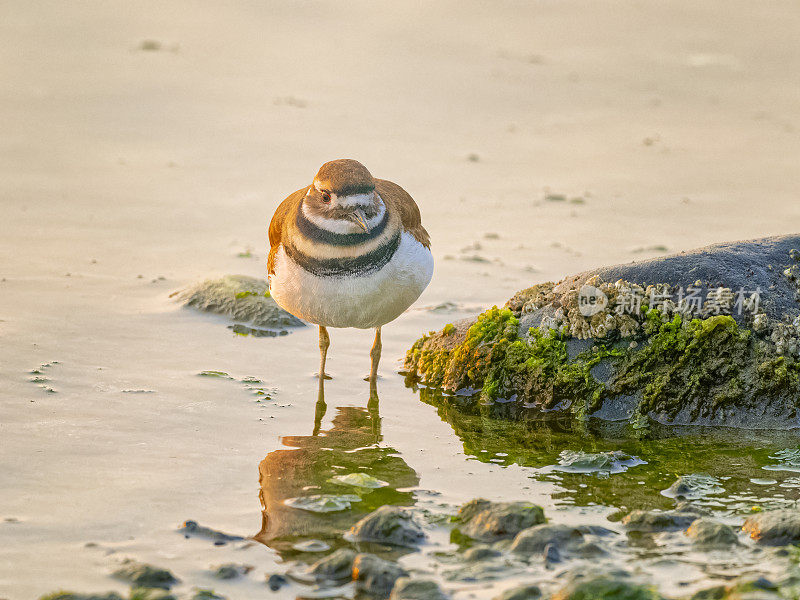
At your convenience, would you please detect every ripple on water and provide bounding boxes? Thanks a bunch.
[763,448,800,473]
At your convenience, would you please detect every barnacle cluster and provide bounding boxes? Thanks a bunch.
[769,251,800,357]
[515,276,756,343]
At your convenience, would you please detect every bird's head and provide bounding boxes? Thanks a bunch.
[303,159,382,233]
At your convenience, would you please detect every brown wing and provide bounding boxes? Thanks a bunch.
[374,178,430,248]
[267,186,308,274]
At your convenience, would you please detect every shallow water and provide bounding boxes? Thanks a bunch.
[3,1,800,598]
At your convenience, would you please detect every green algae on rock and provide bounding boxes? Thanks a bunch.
[551,574,664,600]
[39,594,124,600]
[347,505,426,547]
[742,508,800,545]
[176,275,304,334]
[352,553,409,597]
[493,584,542,600]
[685,518,739,548]
[454,498,546,542]
[112,561,178,590]
[405,235,800,430]
[127,589,176,600]
[389,578,450,600]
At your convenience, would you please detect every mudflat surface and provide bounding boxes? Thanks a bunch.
[3,1,800,598]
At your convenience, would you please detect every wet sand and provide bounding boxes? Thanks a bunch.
[2,1,800,597]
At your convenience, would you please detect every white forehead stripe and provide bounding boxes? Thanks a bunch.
[336,192,374,208]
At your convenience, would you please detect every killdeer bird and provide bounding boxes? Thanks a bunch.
[268,159,433,393]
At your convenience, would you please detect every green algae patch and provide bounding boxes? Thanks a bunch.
[405,306,621,421]
[39,594,124,600]
[609,314,753,420]
[405,307,614,419]
[405,301,800,431]
[551,575,664,600]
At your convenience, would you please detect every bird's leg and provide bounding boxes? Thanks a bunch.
[318,325,330,383]
[369,327,382,395]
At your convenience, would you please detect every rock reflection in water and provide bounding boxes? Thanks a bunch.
[417,386,800,513]
[254,381,419,558]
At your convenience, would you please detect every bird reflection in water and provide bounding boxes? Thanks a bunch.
[254,377,419,558]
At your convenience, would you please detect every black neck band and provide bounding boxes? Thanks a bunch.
[285,230,401,277]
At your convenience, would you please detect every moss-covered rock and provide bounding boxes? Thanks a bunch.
[112,561,178,590]
[176,275,304,334]
[742,509,800,545]
[509,524,584,557]
[128,590,176,600]
[462,545,501,561]
[492,584,542,600]
[691,577,781,600]
[39,593,124,600]
[551,574,664,600]
[621,509,699,532]
[190,591,226,600]
[389,578,450,600]
[352,553,408,597]
[685,518,739,548]
[454,499,545,543]
[210,563,251,580]
[405,236,800,431]
[347,506,426,547]
[305,548,357,582]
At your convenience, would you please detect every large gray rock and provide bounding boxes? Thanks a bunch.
[520,235,800,335]
[177,275,304,334]
[405,235,800,431]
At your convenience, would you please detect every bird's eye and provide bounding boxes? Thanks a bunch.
[321,191,331,204]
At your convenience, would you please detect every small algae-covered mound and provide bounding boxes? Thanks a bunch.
[551,574,664,600]
[390,578,450,600]
[405,235,800,431]
[455,498,546,542]
[175,275,304,335]
[742,508,800,545]
[112,561,178,590]
[347,506,426,547]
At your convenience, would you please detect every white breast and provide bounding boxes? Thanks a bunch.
[269,232,434,329]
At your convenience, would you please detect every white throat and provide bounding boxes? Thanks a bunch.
[301,195,386,234]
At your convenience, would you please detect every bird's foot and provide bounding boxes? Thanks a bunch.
[362,374,381,382]
[315,372,333,380]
